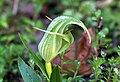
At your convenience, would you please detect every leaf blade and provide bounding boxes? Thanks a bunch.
[50,66,62,82]
[18,33,48,79]
[18,57,42,82]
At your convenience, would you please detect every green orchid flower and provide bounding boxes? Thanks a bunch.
[35,16,91,79]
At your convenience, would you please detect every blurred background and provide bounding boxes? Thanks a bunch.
[0,0,120,81]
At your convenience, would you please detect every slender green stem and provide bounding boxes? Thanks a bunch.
[72,69,78,81]
[60,54,64,74]
[94,63,98,82]
[107,67,113,82]
[45,62,52,79]
[94,74,98,82]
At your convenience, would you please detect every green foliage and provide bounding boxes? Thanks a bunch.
[117,46,120,56]
[50,66,62,82]
[103,46,120,82]
[0,0,45,81]
[88,51,120,82]
[32,0,46,18]
[18,57,42,82]
[63,60,73,65]
[19,33,48,79]
[0,44,28,80]
[94,10,101,19]
[80,1,96,15]
[61,0,120,45]
[97,28,109,38]
[0,0,119,81]
[18,16,91,82]
[61,62,85,82]
[88,56,105,81]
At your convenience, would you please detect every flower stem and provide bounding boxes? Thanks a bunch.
[45,62,52,79]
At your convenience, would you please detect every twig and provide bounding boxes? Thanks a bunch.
[45,16,52,21]
[12,0,19,15]
[97,17,103,52]
[97,17,103,32]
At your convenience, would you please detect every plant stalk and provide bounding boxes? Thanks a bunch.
[45,62,52,79]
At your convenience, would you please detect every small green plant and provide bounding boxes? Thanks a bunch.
[88,55,105,82]
[88,46,120,82]
[0,0,45,81]
[104,46,120,82]
[17,7,120,82]
[18,16,91,82]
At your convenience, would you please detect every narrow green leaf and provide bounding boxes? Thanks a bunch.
[18,33,48,79]
[67,68,75,73]
[74,60,80,67]
[63,60,73,65]
[18,57,42,82]
[50,66,62,82]
[98,58,105,66]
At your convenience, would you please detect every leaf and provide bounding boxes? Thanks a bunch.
[21,16,33,25]
[97,58,105,66]
[18,33,48,79]
[95,9,101,18]
[88,60,94,67]
[74,60,80,67]
[50,66,62,82]
[67,68,75,73]
[0,78,3,82]
[67,77,73,82]
[114,68,118,75]
[63,60,73,65]
[18,57,42,82]
[97,68,102,75]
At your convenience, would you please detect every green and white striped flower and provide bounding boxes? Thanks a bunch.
[35,16,91,78]
[38,16,91,63]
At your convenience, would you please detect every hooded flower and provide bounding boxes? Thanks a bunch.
[38,16,91,63]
